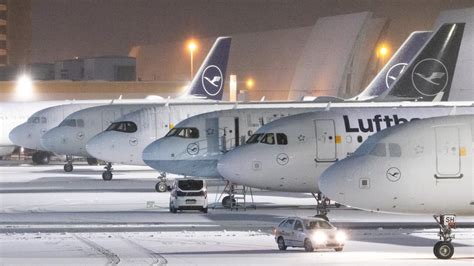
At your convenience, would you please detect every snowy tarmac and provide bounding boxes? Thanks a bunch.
[1,161,473,265]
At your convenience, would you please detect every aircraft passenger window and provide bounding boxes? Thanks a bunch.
[41,117,47,124]
[246,133,264,144]
[389,143,401,157]
[276,133,288,145]
[357,136,363,143]
[77,119,85,128]
[370,143,386,157]
[261,133,275,145]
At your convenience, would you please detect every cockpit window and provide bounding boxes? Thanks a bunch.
[369,143,386,157]
[276,133,288,145]
[246,133,264,144]
[261,133,275,145]
[28,117,40,124]
[164,127,199,139]
[59,119,85,128]
[60,119,77,127]
[106,121,137,133]
[389,143,401,157]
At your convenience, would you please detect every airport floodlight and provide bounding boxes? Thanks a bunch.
[246,78,255,89]
[15,74,34,101]
[187,39,198,79]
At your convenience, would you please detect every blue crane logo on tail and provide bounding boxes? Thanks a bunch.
[201,65,223,96]
[411,58,448,97]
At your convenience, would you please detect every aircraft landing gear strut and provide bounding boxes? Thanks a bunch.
[155,172,168,192]
[102,162,113,181]
[433,215,455,259]
[63,155,74,172]
[312,192,329,221]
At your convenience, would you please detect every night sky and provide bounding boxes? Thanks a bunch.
[31,0,474,63]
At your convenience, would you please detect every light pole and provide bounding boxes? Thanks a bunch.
[188,40,197,79]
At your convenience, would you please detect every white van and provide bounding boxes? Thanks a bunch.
[169,179,208,213]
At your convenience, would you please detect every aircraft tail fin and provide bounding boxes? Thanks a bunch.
[186,37,232,100]
[353,31,431,101]
[382,23,465,102]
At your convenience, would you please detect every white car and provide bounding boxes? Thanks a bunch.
[169,179,208,213]
[273,217,346,252]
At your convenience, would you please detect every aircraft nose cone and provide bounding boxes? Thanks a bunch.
[40,129,60,152]
[142,140,161,167]
[319,157,360,206]
[217,149,243,184]
[85,134,105,160]
[8,125,23,146]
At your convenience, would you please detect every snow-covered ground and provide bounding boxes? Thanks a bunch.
[1,162,473,265]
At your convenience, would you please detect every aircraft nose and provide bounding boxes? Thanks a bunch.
[8,124,24,146]
[85,134,106,160]
[40,128,63,152]
[10,124,43,150]
[142,141,158,163]
[217,149,244,184]
[319,157,360,206]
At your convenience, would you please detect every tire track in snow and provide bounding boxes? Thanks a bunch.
[119,236,168,265]
[73,234,121,265]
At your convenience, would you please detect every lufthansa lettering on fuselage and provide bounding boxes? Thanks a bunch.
[343,115,419,133]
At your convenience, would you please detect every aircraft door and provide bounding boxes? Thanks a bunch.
[435,126,461,178]
[218,117,237,152]
[205,118,219,155]
[101,110,116,130]
[314,119,337,162]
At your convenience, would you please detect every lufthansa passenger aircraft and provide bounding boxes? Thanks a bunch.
[40,37,232,174]
[216,23,467,212]
[0,101,69,158]
[9,101,110,164]
[143,24,462,190]
[319,115,474,259]
[86,30,432,189]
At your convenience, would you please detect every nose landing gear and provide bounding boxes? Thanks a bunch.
[102,162,113,181]
[63,155,74,172]
[312,193,329,221]
[433,215,456,259]
[155,172,168,192]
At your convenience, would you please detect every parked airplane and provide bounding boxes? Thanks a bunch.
[87,30,432,190]
[40,37,232,174]
[142,23,462,192]
[0,101,70,158]
[8,101,110,164]
[319,115,474,259]
[216,103,473,213]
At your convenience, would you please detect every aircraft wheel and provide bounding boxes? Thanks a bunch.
[277,237,287,250]
[37,153,50,165]
[155,182,168,192]
[64,163,73,172]
[102,171,113,181]
[335,203,342,208]
[222,196,236,208]
[334,247,343,252]
[32,153,39,164]
[434,241,454,259]
[304,238,314,252]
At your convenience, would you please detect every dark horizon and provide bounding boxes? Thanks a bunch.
[31,0,474,63]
